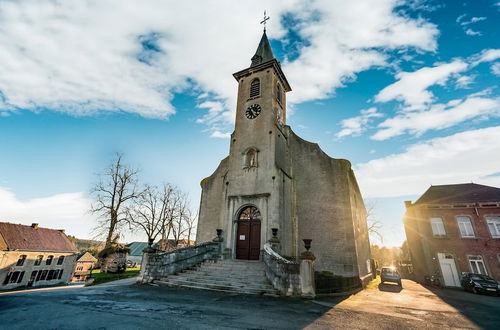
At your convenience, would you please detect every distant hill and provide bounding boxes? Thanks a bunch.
[67,235,104,257]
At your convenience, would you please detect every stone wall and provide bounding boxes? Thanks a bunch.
[138,242,220,283]
[197,157,229,244]
[287,127,370,278]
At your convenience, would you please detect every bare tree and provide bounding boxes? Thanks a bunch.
[90,153,141,248]
[126,184,165,244]
[158,183,178,244]
[171,192,189,245]
[365,200,384,244]
[184,209,198,245]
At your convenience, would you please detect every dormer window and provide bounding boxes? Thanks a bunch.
[250,78,260,98]
[276,83,282,104]
[251,55,262,66]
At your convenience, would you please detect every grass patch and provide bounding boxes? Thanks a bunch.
[366,275,381,289]
[90,268,140,286]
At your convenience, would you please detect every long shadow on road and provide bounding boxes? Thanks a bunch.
[424,285,500,329]
[0,282,346,330]
[378,283,403,293]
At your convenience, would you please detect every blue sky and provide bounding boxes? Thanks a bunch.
[0,0,499,247]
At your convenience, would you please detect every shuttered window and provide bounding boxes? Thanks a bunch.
[250,79,260,97]
[276,83,282,104]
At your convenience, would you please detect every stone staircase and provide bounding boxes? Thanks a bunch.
[155,259,279,295]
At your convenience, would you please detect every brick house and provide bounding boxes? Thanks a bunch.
[71,252,97,282]
[0,222,79,290]
[403,183,500,287]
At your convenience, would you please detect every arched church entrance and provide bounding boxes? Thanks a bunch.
[236,205,261,260]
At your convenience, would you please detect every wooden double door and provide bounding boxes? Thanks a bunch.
[236,206,261,260]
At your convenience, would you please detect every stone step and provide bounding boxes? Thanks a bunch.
[173,270,270,282]
[155,280,277,296]
[156,279,276,295]
[166,274,274,288]
[196,266,265,273]
[176,273,267,282]
[183,268,266,276]
[164,277,274,291]
[199,262,266,268]
[155,259,279,296]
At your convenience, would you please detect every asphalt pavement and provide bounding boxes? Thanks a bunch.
[0,277,498,329]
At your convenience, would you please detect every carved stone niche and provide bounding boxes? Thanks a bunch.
[242,147,259,170]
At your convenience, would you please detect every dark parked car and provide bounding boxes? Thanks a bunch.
[461,273,499,295]
[380,266,402,286]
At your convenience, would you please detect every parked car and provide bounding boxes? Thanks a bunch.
[461,273,500,296]
[380,266,402,286]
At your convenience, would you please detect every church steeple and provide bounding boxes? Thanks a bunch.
[251,31,275,67]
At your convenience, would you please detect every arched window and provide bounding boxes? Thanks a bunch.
[250,78,260,98]
[243,147,258,169]
[238,206,261,221]
[276,83,282,104]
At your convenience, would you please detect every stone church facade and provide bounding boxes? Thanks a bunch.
[197,31,371,279]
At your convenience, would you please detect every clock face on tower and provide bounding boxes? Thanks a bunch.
[245,104,262,119]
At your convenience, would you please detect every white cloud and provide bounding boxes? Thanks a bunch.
[336,107,382,138]
[465,28,482,36]
[210,131,231,139]
[283,0,438,104]
[372,95,500,140]
[0,0,438,135]
[374,60,468,111]
[460,16,487,26]
[455,74,475,88]
[474,49,500,64]
[0,188,95,238]
[356,126,500,198]
[492,62,500,76]
[456,15,486,36]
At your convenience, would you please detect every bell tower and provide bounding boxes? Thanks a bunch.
[230,30,292,172]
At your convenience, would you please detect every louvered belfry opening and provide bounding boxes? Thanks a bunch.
[250,78,260,98]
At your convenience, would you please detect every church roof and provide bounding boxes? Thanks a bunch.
[251,31,275,67]
[414,183,500,205]
[0,222,78,253]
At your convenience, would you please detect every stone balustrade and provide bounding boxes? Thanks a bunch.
[262,243,301,296]
[137,241,220,283]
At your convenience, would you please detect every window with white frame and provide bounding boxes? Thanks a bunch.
[430,217,446,236]
[486,216,500,238]
[456,216,475,237]
[468,255,488,275]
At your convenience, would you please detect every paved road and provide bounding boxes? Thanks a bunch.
[311,280,499,329]
[0,278,498,329]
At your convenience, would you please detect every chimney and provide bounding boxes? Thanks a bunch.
[31,223,39,229]
[58,229,65,234]
[404,201,412,209]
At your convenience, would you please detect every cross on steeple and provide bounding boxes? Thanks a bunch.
[260,11,270,32]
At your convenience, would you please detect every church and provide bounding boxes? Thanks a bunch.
[196,29,371,281]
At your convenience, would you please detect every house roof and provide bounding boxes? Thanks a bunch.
[126,242,148,256]
[77,252,97,263]
[415,183,500,205]
[0,222,78,253]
